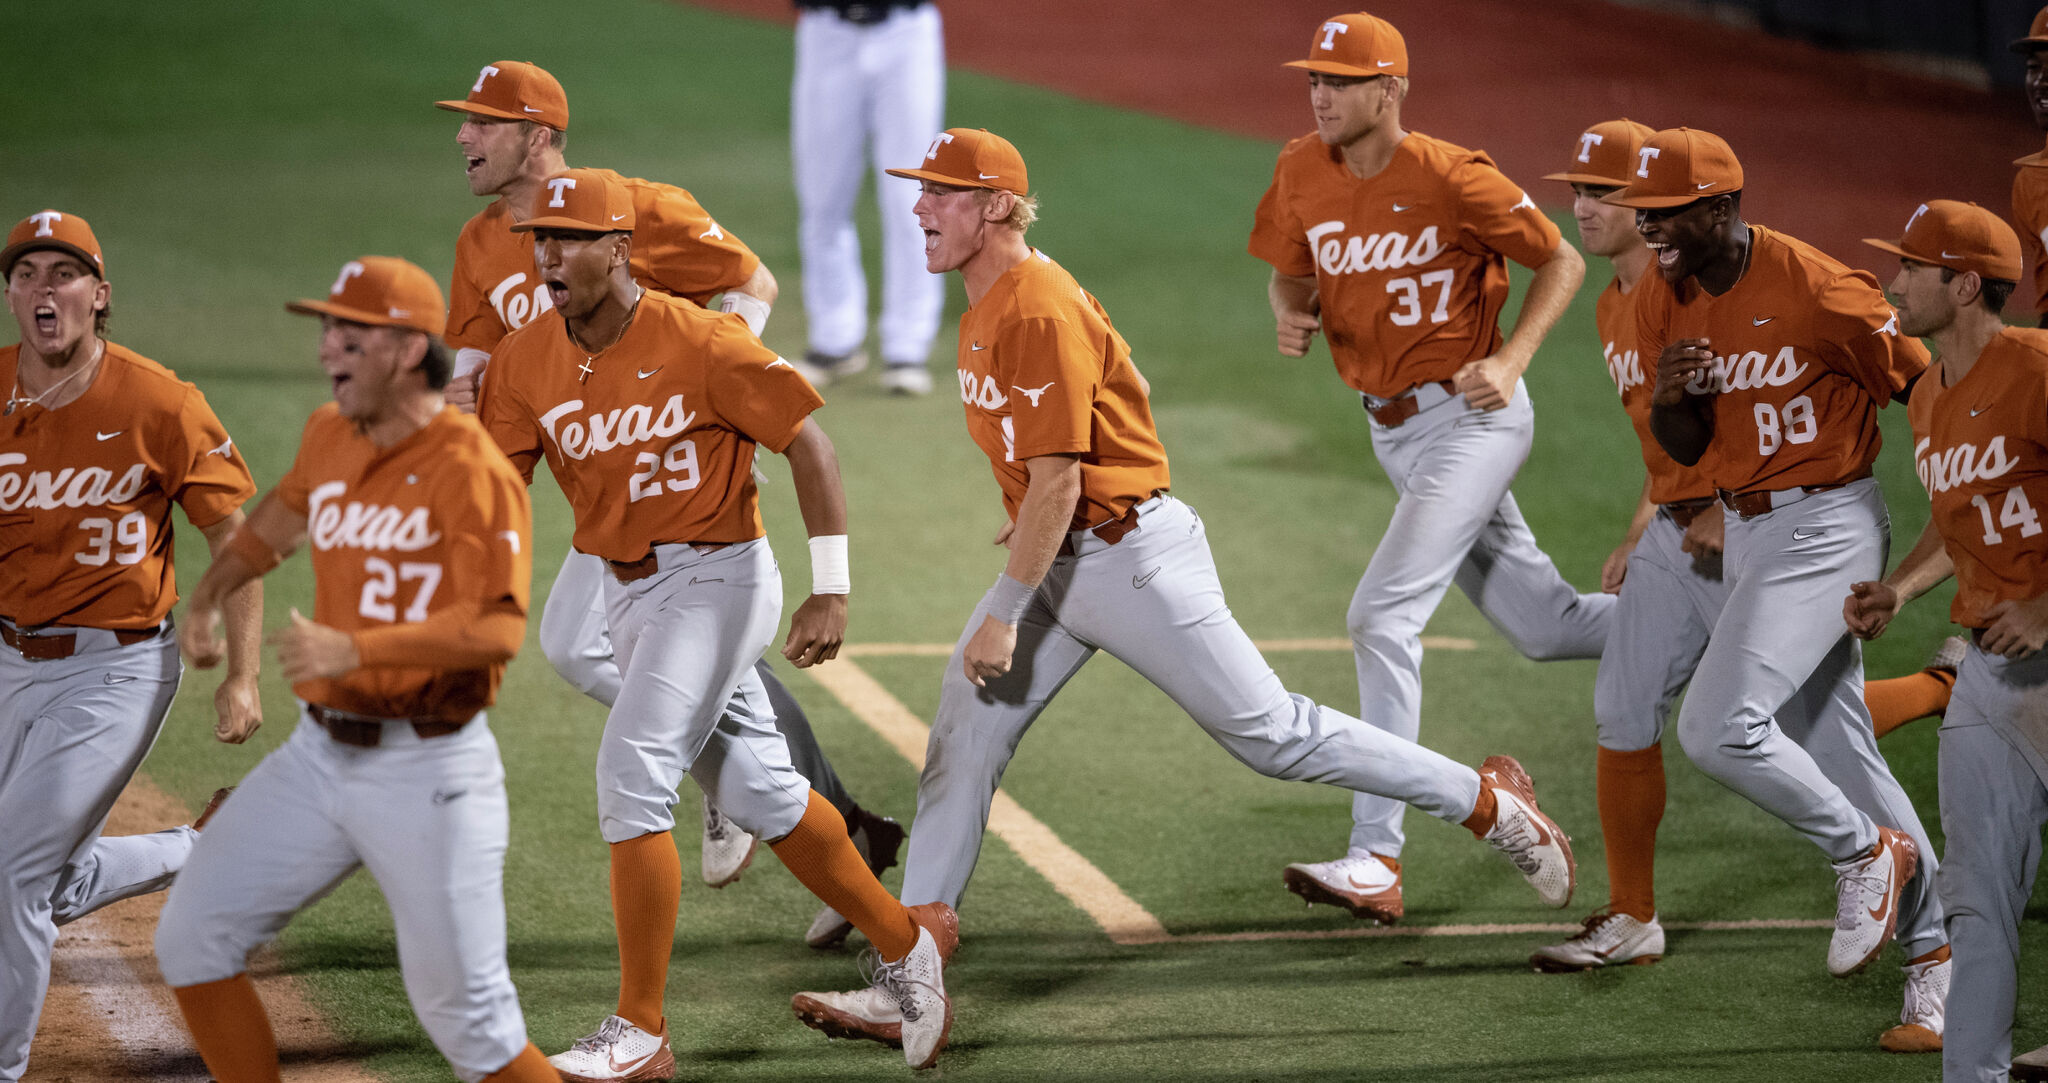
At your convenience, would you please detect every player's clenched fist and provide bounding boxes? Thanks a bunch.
[1453,354,1518,412]
[1651,337,1714,406]
[444,366,483,414]
[963,614,1017,688]
[179,606,226,669]
[1274,308,1322,357]
[1842,580,1903,641]
[783,593,847,668]
[272,607,361,681]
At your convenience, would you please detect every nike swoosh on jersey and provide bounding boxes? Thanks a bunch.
[637,367,662,379]
[970,342,986,351]
[1971,406,1989,416]
[95,430,124,441]
[1752,316,1774,326]
[1391,203,1413,213]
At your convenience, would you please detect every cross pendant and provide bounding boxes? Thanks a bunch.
[578,358,596,382]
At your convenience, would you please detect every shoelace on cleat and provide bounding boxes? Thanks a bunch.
[1493,809,1543,874]
[1833,866,1889,930]
[571,1016,631,1054]
[859,946,939,1023]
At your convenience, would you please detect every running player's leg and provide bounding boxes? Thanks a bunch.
[1454,490,1612,661]
[538,549,619,706]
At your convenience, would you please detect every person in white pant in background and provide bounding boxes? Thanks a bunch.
[789,0,947,395]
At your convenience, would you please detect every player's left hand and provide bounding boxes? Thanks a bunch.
[783,593,848,668]
[1452,354,1519,412]
[993,518,1016,549]
[1979,594,2048,658]
[1843,580,1904,641]
[272,608,360,680]
[179,605,225,669]
[964,614,1018,688]
[1680,505,1725,577]
[213,673,262,744]
[1600,538,1638,593]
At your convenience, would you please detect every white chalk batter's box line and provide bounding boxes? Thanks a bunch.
[803,654,1830,947]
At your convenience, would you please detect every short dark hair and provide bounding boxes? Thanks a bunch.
[1940,267,2018,314]
[421,337,452,389]
[521,120,567,152]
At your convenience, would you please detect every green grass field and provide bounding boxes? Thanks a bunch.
[8,0,2031,1079]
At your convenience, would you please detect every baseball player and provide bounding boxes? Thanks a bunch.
[1612,127,1947,1033]
[789,0,947,394]
[1845,202,2041,1080]
[1529,123,1962,986]
[1250,13,1611,922]
[788,126,1579,1048]
[156,256,555,1083]
[475,169,955,1074]
[435,61,905,939]
[2013,8,2048,327]
[0,209,260,1082]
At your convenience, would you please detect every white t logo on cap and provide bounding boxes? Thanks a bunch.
[1904,203,1930,236]
[28,211,62,238]
[1318,21,1348,50]
[1576,132,1604,164]
[923,132,955,161]
[472,65,501,93]
[330,261,365,297]
[546,177,577,207]
[1635,146,1662,179]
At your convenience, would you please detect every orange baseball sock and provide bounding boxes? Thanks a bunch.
[171,974,281,1083]
[770,790,918,960]
[1597,743,1666,922]
[481,1042,558,1082]
[1865,670,1957,739]
[610,830,681,1033]
[1460,785,1498,837]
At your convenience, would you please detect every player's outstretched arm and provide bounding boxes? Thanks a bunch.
[184,492,306,742]
[1843,520,1952,641]
[1268,270,1322,357]
[966,454,1078,688]
[1456,239,1586,411]
[780,417,850,668]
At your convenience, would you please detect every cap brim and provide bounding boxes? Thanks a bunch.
[434,99,554,125]
[508,217,632,233]
[1860,238,1921,263]
[884,167,1006,191]
[1282,59,1400,77]
[286,298,426,329]
[0,240,102,278]
[1543,170,1629,186]
[2011,35,2048,53]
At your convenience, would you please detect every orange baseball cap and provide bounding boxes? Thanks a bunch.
[1863,200,2023,282]
[287,257,447,336]
[434,61,569,131]
[2011,6,2048,52]
[510,169,636,233]
[1600,127,1743,209]
[885,129,1028,195]
[1284,13,1408,78]
[1,209,105,278]
[1543,119,1657,187]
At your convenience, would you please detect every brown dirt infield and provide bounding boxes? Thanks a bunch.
[689,0,2034,274]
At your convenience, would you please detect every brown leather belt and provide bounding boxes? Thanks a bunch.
[1364,380,1458,429]
[1058,500,1146,557]
[607,543,730,583]
[1662,498,1717,532]
[1718,467,1873,521]
[308,704,468,748]
[1,622,161,661]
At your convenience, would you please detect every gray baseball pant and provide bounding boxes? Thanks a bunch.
[900,495,1484,910]
[1347,381,1613,857]
[1938,645,2048,1083]
[0,630,184,1083]
[541,546,854,817]
[1679,479,1942,956]
[1593,509,1723,752]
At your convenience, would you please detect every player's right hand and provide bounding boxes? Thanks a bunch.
[992,519,1016,549]
[1275,309,1321,357]
[1843,580,1902,641]
[214,673,262,744]
[445,367,484,414]
[963,614,1018,688]
[1600,540,1636,593]
[179,606,224,669]
[1651,338,1714,406]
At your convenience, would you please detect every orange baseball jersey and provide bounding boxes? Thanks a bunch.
[1910,328,2048,629]
[1599,276,1711,505]
[273,404,532,722]
[445,168,760,353]
[476,290,822,561]
[1248,132,1562,399]
[2013,140,2048,316]
[1634,226,1927,494]
[955,250,1171,528]
[0,342,253,629]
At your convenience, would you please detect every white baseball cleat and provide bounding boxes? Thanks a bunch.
[1476,755,1575,908]
[1878,947,1949,1053]
[880,364,932,396]
[1828,826,1917,977]
[548,1015,675,1082]
[1280,852,1402,923]
[1926,634,1968,673]
[1530,910,1664,972]
[793,902,957,1069]
[701,794,756,888]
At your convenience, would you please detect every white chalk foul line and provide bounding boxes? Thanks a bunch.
[808,656,1830,947]
[53,912,211,1082]
[844,635,1476,659]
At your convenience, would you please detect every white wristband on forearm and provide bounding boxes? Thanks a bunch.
[454,347,491,379]
[809,534,850,595]
[720,292,772,338]
[987,573,1035,626]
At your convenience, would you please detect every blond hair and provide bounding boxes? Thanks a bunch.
[979,189,1040,234]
